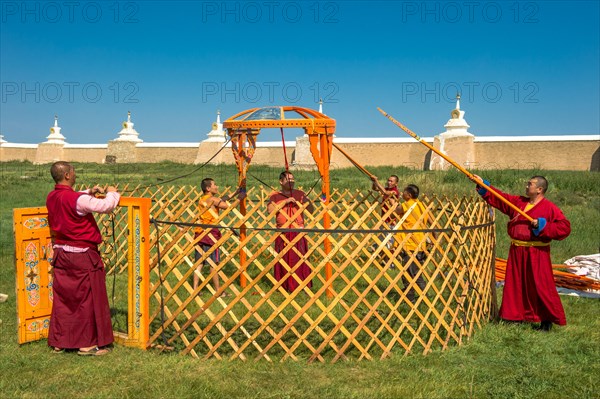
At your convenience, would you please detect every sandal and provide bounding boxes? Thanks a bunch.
[52,347,64,354]
[77,346,110,356]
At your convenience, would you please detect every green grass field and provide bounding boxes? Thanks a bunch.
[1,161,599,398]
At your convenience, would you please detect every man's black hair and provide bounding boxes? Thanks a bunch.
[404,184,420,199]
[201,177,214,193]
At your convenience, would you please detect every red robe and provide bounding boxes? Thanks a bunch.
[274,233,312,292]
[382,186,400,224]
[46,185,114,349]
[482,187,570,325]
[270,190,313,293]
[48,248,114,349]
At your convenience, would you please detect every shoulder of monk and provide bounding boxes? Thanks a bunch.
[199,194,213,206]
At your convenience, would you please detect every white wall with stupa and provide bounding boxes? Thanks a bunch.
[429,95,476,170]
[45,116,67,144]
[0,134,7,162]
[115,111,143,143]
[194,111,230,164]
[1,105,598,171]
[35,116,66,164]
[106,112,142,163]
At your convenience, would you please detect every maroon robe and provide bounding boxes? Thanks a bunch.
[48,248,114,348]
[270,190,313,293]
[46,185,114,349]
[482,187,570,325]
[382,186,400,224]
[274,232,312,292]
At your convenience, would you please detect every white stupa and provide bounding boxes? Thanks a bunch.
[115,111,142,142]
[429,94,475,170]
[45,115,66,144]
[204,110,226,142]
[441,94,472,137]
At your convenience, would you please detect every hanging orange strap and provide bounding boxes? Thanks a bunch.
[280,127,289,172]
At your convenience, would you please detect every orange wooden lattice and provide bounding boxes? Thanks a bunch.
[119,185,496,362]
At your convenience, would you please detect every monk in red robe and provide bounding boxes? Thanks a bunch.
[475,175,570,331]
[267,171,314,292]
[370,174,401,263]
[46,161,120,355]
[371,174,400,225]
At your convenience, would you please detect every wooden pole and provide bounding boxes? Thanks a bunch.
[321,133,333,298]
[239,195,247,288]
[377,107,534,223]
[231,129,250,288]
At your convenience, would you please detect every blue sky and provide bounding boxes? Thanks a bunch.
[1,0,599,143]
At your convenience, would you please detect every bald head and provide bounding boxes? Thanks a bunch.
[50,161,73,183]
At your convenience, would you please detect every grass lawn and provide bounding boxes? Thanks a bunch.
[1,162,599,398]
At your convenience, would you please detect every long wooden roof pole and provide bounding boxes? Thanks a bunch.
[377,107,534,223]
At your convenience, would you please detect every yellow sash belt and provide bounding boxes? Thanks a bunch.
[511,239,550,247]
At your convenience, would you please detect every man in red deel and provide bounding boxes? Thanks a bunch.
[475,175,570,331]
[46,161,120,355]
